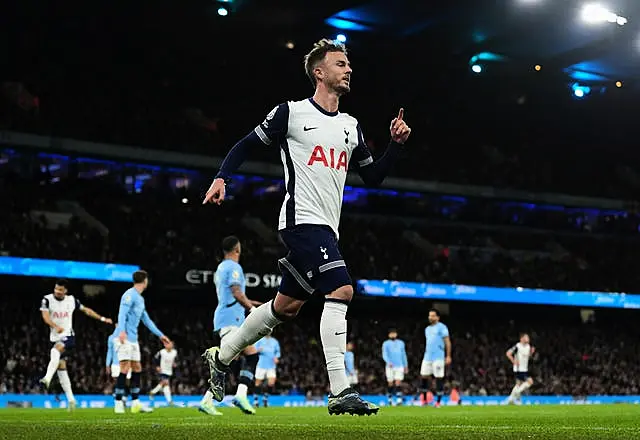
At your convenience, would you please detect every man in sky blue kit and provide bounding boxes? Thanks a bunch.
[199,236,261,416]
[113,270,171,414]
[420,309,452,407]
[382,329,408,406]
[345,342,358,391]
[254,332,281,408]
[202,37,411,416]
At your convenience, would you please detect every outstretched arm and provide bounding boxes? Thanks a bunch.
[141,310,165,338]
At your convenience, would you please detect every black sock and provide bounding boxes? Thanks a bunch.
[420,378,430,402]
[131,372,141,400]
[115,373,127,401]
[436,378,444,404]
[238,353,259,390]
[387,386,394,402]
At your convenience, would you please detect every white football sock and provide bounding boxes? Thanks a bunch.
[508,384,519,401]
[44,348,61,382]
[236,384,248,398]
[201,390,213,405]
[163,385,172,403]
[320,301,350,396]
[219,301,282,365]
[150,384,163,395]
[57,370,75,403]
[517,382,531,394]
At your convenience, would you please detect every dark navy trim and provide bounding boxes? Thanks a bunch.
[325,297,351,305]
[308,98,338,117]
[281,140,296,228]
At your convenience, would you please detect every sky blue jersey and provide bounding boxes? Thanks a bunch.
[424,322,450,361]
[114,287,164,343]
[213,259,246,331]
[345,350,356,375]
[106,327,119,367]
[256,336,281,370]
[382,339,408,368]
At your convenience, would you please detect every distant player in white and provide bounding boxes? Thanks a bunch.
[39,278,113,410]
[202,37,411,417]
[149,341,178,405]
[506,333,535,404]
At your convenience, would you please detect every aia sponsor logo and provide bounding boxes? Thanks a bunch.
[307,146,347,171]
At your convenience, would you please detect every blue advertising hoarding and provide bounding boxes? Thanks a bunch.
[357,279,640,309]
[0,257,139,282]
[1,394,639,409]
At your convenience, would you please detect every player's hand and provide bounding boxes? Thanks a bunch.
[387,364,393,369]
[160,335,171,347]
[445,356,452,366]
[103,317,113,325]
[274,358,279,365]
[55,325,64,334]
[404,367,409,374]
[390,108,411,144]
[119,331,127,344]
[203,178,226,205]
[106,366,111,376]
[156,367,161,373]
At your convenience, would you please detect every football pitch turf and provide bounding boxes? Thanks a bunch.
[2,405,640,440]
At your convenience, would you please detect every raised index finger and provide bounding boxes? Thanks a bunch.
[397,108,404,121]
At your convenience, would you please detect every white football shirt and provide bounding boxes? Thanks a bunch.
[156,348,178,376]
[509,342,532,372]
[40,294,82,342]
[254,98,374,238]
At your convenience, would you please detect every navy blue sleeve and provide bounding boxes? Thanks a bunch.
[353,123,403,187]
[214,103,289,182]
[254,103,289,146]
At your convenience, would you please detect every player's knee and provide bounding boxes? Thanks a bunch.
[245,353,259,370]
[273,295,303,319]
[326,285,353,303]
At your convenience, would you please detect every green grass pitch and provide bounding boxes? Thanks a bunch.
[2,405,640,440]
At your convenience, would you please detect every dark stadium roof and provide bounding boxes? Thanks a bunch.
[213,0,640,86]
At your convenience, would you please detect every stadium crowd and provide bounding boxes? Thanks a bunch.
[2,298,639,398]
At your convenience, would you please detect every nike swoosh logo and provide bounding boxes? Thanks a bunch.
[335,331,347,336]
[303,126,318,131]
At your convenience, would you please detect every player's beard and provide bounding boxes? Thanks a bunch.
[331,77,350,95]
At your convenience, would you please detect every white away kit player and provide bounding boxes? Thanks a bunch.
[506,333,535,404]
[202,38,411,416]
[39,278,113,410]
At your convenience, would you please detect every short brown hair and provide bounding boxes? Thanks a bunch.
[304,38,348,88]
[133,270,148,284]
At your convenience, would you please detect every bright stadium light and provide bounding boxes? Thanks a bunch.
[336,34,347,43]
[581,4,627,26]
[471,64,482,73]
[572,83,591,98]
[217,7,228,16]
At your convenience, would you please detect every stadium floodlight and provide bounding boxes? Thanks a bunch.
[572,83,591,98]
[581,4,627,26]
[336,34,347,43]
[217,7,228,16]
[471,64,482,73]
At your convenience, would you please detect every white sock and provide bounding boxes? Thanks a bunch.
[320,301,350,396]
[219,301,283,365]
[236,384,248,398]
[508,384,519,401]
[163,385,172,403]
[132,398,140,406]
[57,370,75,403]
[150,384,163,395]
[44,348,61,382]
[517,382,531,394]
[201,390,213,406]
